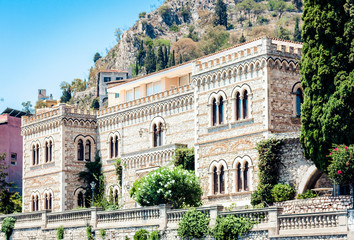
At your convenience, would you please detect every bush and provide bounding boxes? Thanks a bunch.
[174,148,195,171]
[257,16,269,25]
[134,229,149,240]
[297,190,317,199]
[1,217,16,240]
[198,25,230,55]
[91,98,99,109]
[149,230,160,240]
[129,166,202,209]
[86,225,94,240]
[99,229,106,239]
[177,209,210,239]
[139,12,146,18]
[328,145,354,185]
[212,215,255,240]
[57,226,64,240]
[271,183,296,202]
[169,24,180,32]
[251,183,273,206]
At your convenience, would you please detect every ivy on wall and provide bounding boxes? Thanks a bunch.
[1,217,16,240]
[174,148,195,171]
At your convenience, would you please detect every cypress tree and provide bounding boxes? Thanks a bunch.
[214,0,228,27]
[144,45,156,74]
[137,40,146,67]
[163,46,168,69]
[169,50,176,67]
[300,0,354,172]
[293,18,301,42]
[239,33,246,43]
[179,53,183,64]
[156,46,164,71]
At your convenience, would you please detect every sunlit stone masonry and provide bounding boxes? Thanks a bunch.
[21,37,328,213]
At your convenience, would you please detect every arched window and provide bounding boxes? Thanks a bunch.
[243,91,248,119]
[153,124,158,147]
[114,136,119,158]
[32,195,35,211]
[49,141,52,162]
[158,123,163,146]
[45,142,49,163]
[244,162,249,191]
[218,97,224,124]
[36,144,39,165]
[48,193,52,210]
[114,189,119,204]
[32,145,36,165]
[212,99,217,126]
[296,88,303,117]
[236,93,241,120]
[45,193,48,209]
[35,195,39,211]
[110,137,114,159]
[237,163,242,192]
[78,192,84,208]
[78,140,84,161]
[219,166,225,194]
[85,140,91,161]
[213,167,218,194]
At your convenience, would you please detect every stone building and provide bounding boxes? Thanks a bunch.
[22,37,325,213]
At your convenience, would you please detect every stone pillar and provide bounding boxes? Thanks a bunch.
[41,210,49,229]
[267,207,282,237]
[209,205,224,227]
[90,207,101,229]
[347,209,354,239]
[159,204,171,231]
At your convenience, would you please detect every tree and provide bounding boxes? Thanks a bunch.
[93,52,102,63]
[35,100,46,110]
[129,166,202,208]
[60,89,71,103]
[21,101,33,114]
[293,17,302,42]
[177,209,210,239]
[156,46,164,71]
[214,0,228,27]
[172,38,199,63]
[91,99,99,109]
[239,33,246,43]
[236,0,256,24]
[198,26,230,55]
[0,153,9,192]
[137,40,146,67]
[163,46,168,69]
[277,27,290,40]
[115,28,123,42]
[293,0,303,11]
[300,0,354,172]
[168,50,176,67]
[144,45,156,74]
[71,78,86,93]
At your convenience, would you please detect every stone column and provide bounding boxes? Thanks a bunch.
[41,210,49,229]
[209,205,224,227]
[267,207,282,237]
[159,204,171,231]
[348,209,354,239]
[90,207,101,229]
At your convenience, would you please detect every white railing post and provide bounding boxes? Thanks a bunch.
[348,209,354,239]
[159,204,171,231]
[90,207,101,229]
[268,207,282,237]
[209,205,224,228]
[41,210,49,229]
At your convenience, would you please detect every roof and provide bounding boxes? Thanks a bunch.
[1,108,31,118]
[99,70,128,73]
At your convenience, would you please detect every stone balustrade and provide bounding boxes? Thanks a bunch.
[1,205,354,239]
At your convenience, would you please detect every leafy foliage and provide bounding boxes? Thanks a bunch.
[139,12,146,19]
[129,166,202,209]
[134,229,149,240]
[159,5,171,24]
[86,225,94,240]
[181,5,191,22]
[174,148,195,171]
[0,191,22,214]
[21,101,33,114]
[99,229,106,239]
[169,24,180,32]
[35,100,47,110]
[148,230,160,240]
[199,25,230,55]
[251,139,282,206]
[271,183,296,202]
[300,0,354,172]
[0,153,10,192]
[93,52,102,63]
[114,158,123,187]
[328,145,354,185]
[91,98,99,109]
[212,215,255,240]
[293,17,301,42]
[177,209,210,239]
[57,226,64,240]
[214,0,228,27]
[172,38,199,63]
[115,28,123,42]
[144,45,156,74]
[297,190,317,199]
[1,217,16,240]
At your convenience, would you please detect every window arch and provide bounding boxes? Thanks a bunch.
[150,117,166,148]
[232,85,252,122]
[45,140,53,163]
[32,143,40,165]
[77,139,84,161]
[85,140,91,161]
[44,192,52,211]
[113,188,119,204]
[209,160,228,195]
[110,137,114,158]
[242,90,248,119]
[212,99,217,126]
[237,163,242,192]
[77,191,85,208]
[32,193,40,211]
[233,156,253,193]
[236,92,241,120]
[219,97,224,124]
[209,91,227,126]
[296,88,303,117]
[219,166,225,193]
[114,135,119,158]
[213,167,218,194]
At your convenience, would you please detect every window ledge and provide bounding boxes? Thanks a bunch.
[72,160,91,164]
[207,191,252,199]
[207,123,229,133]
[230,118,254,128]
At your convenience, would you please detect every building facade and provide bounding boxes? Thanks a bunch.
[22,37,320,213]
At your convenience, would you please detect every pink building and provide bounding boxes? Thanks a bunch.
[0,108,27,194]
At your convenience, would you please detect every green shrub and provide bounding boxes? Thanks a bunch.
[86,225,94,240]
[271,183,296,202]
[257,16,269,25]
[99,229,106,239]
[148,230,160,240]
[174,148,194,171]
[57,226,64,240]
[139,12,146,18]
[169,24,180,32]
[91,98,99,109]
[177,209,210,239]
[134,229,149,240]
[251,183,273,206]
[297,190,317,199]
[212,215,255,240]
[129,166,202,209]
[1,217,16,240]
[328,145,354,185]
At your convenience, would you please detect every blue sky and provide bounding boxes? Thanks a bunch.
[0,0,163,112]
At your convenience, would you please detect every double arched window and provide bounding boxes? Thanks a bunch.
[44,192,52,211]
[235,90,249,120]
[45,140,53,163]
[210,161,227,195]
[153,123,164,147]
[75,189,89,208]
[32,194,40,211]
[210,92,227,126]
[233,157,252,192]
[32,143,40,165]
[76,137,93,161]
[109,135,119,159]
